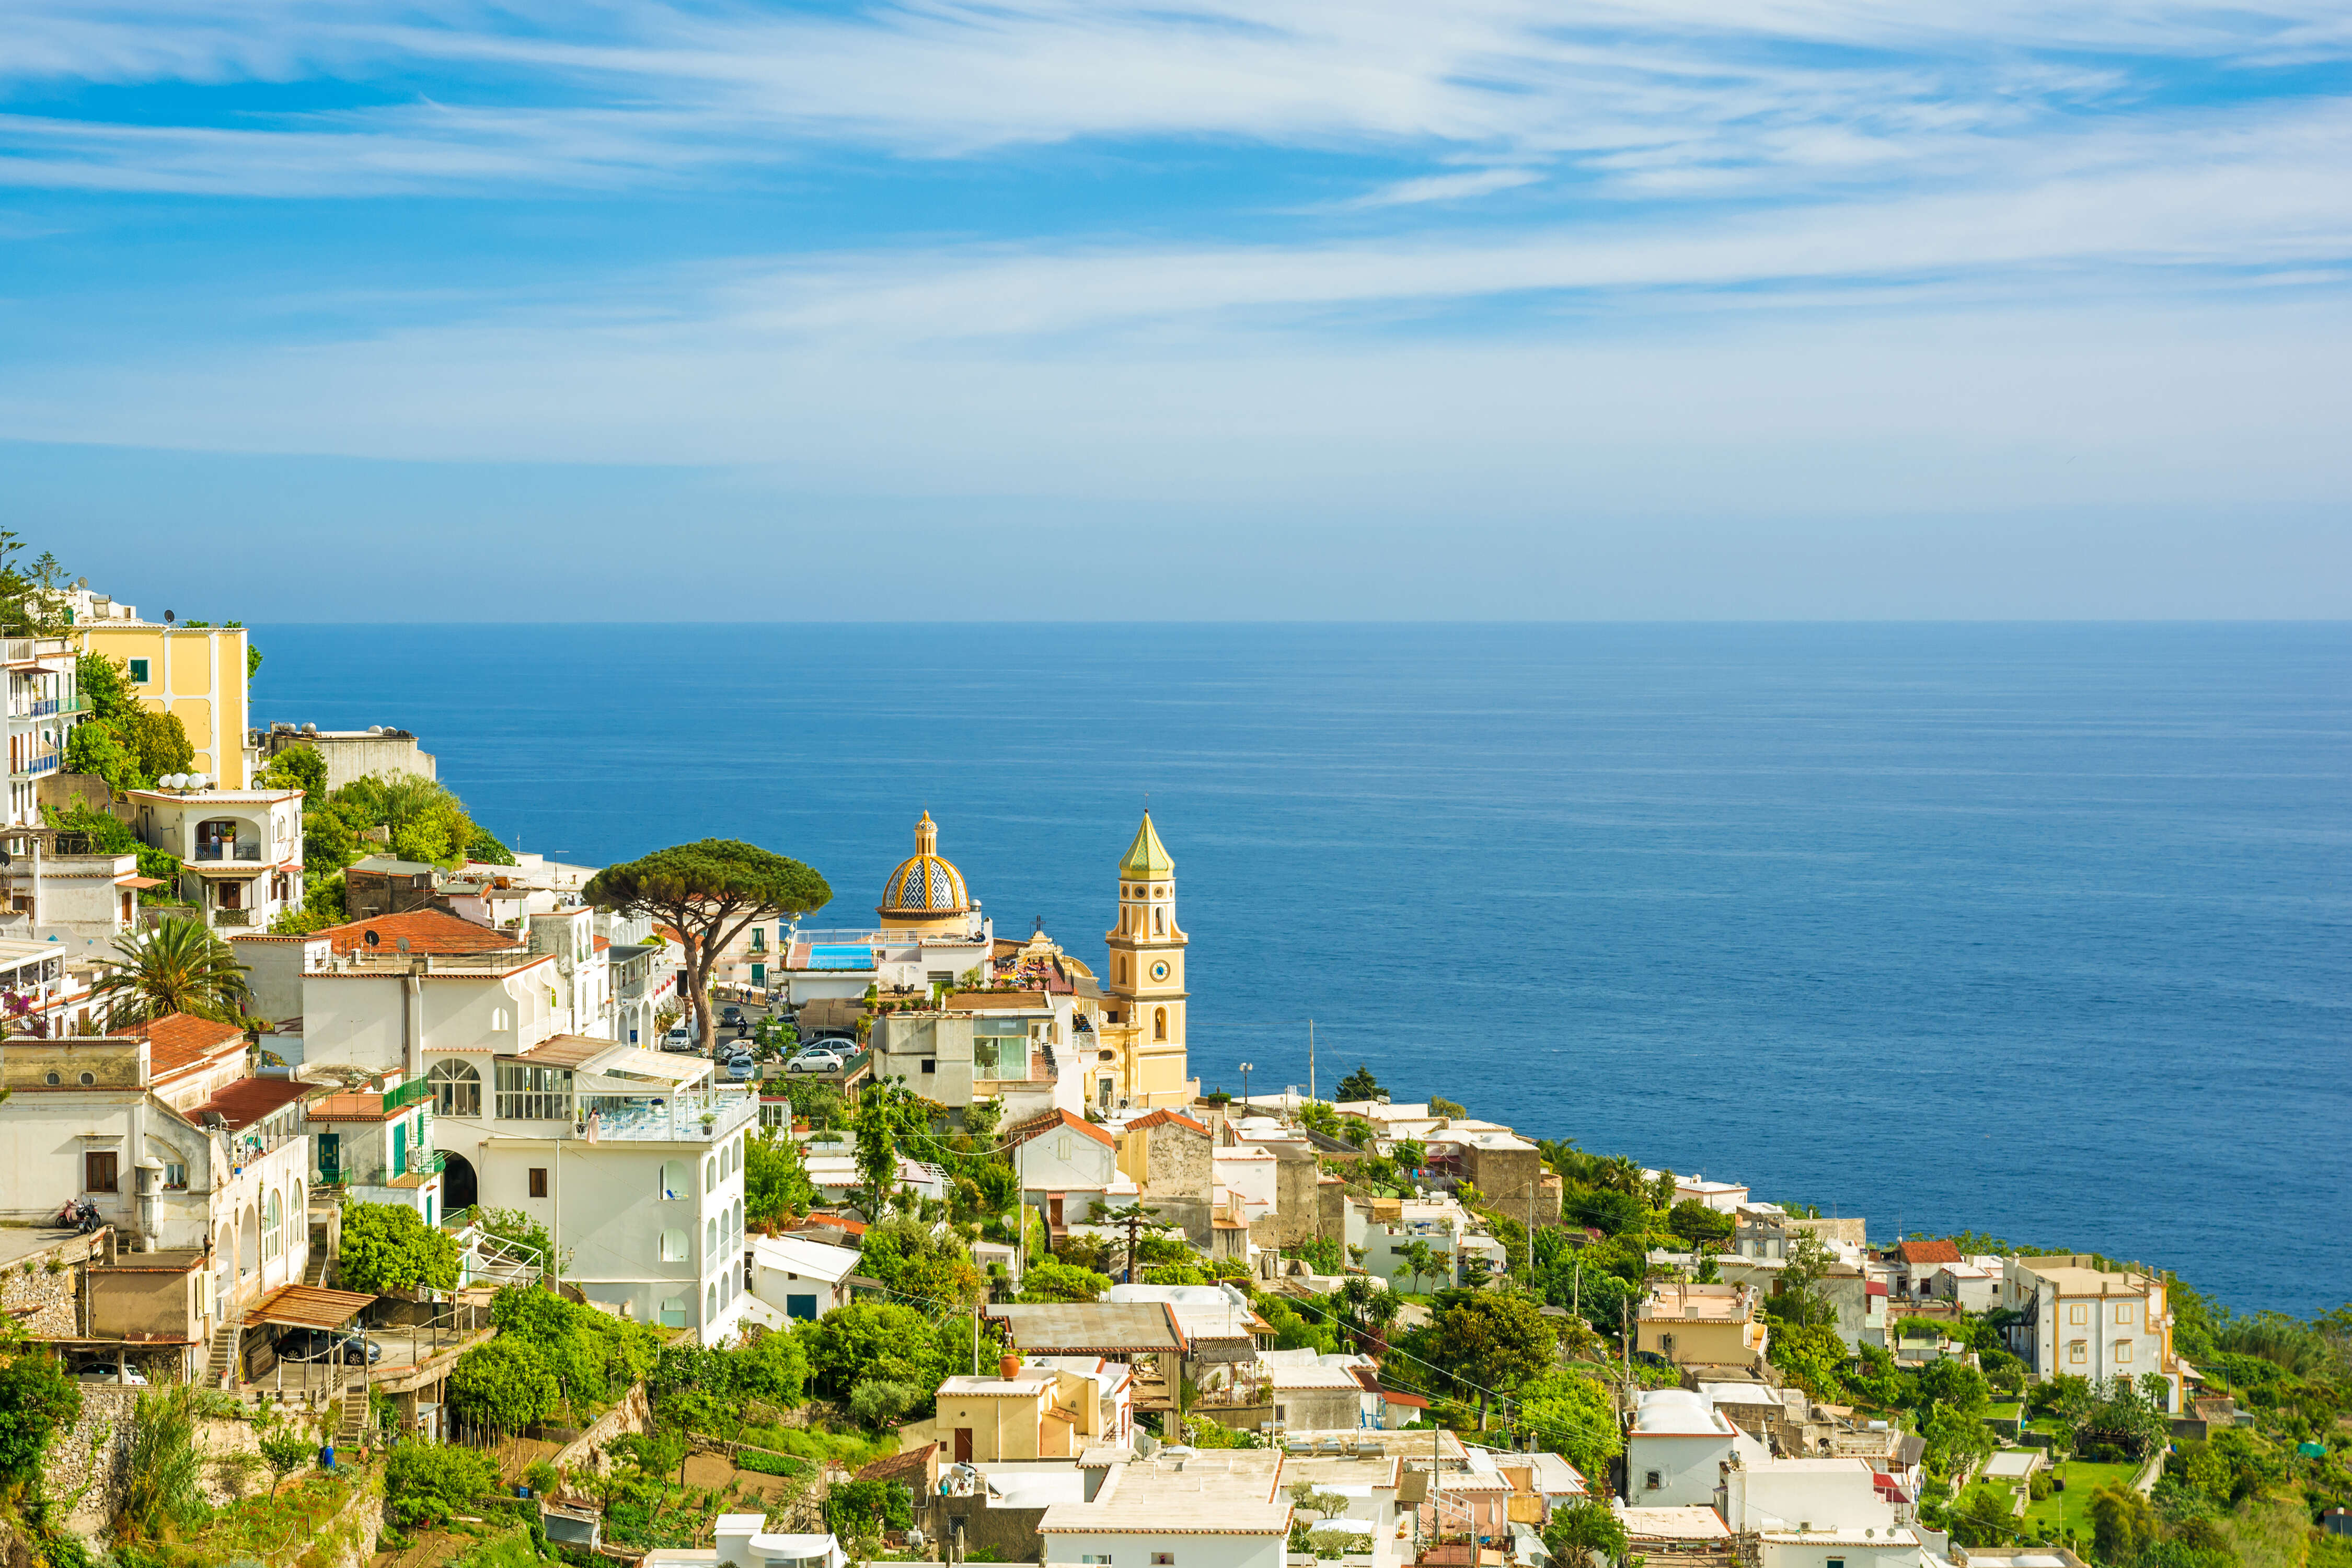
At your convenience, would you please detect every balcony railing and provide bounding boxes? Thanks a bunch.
[0,638,71,666]
[16,754,58,778]
[350,1149,448,1188]
[584,1090,758,1144]
[194,844,263,862]
[27,698,56,717]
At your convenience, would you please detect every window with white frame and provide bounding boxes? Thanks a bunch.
[430,1060,482,1117]
[661,1160,689,1200]
[661,1229,688,1262]
[494,1060,572,1121]
[661,1295,687,1329]
[261,1191,282,1262]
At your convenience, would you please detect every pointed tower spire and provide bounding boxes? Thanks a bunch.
[1119,811,1175,881]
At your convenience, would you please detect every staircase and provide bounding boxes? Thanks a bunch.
[335,1378,370,1448]
[204,1303,245,1390]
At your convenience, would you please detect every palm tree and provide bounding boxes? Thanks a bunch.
[1401,1239,1438,1295]
[93,918,252,1029]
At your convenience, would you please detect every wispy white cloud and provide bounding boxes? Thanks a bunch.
[0,0,2340,201]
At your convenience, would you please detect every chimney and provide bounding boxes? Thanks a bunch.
[999,1354,1022,1381]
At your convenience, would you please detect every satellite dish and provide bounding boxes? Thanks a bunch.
[163,610,175,624]
[162,774,184,790]
[188,774,210,790]
[396,938,411,955]
[364,930,381,948]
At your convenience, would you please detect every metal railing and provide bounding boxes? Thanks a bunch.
[586,1089,758,1143]
[27,698,57,717]
[16,754,58,777]
[350,1149,447,1187]
[194,844,264,862]
[0,638,71,665]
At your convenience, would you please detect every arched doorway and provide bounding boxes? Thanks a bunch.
[442,1151,479,1213]
[238,1204,258,1277]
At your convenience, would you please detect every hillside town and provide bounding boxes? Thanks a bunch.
[0,555,2344,1568]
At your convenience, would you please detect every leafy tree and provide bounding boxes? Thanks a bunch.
[92,918,252,1027]
[1768,1321,1849,1401]
[1667,1199,1735,1246]
[448,1334,561,1433]
[1544,1259,1635,1338]
[849,1378,919,1429]
[329,775,485,869]
[65,717,143,794]
[1774,1230,1839,1328]
[385,1439,503,1528]
[337,1203,461,1294]
[116,1384,205,1542]
[1017,1255,1113,1303]
[855,1088,900,1216]
[1915,1358,1992,1416]
[2089,1482,2163,1564]
[1430,1291,1554,1396]
[1334,1064,1383,1103]
[0,1330,82,1487]
[585,839,831,1046]
[745,1130,818,1229]
[255,1417,315,1496]
[857,1215,984,1308]
[122,709,195,782]
[823,1478,913,1542]
[1400,1239,1440,1294]
[2074,1374,2173,1461]
[1566,1187,1647,1236]
[1949,1484,2017,1548]
[253,743,326,795]
[47,801,180,892]
[1429,1097,1468,1119]
[809,1302,939,1396]
[1517,1368,1623,1478]
[0,535,70,635]
[1541,1499,1630,1567]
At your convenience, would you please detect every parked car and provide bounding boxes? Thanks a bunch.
[720,1005,744,1024]
[786,1047,847,1075]
[660,1028,695,1052]
[73,1364,148,1385]
[724,1058,758,1082]
[276,1329,383,1365]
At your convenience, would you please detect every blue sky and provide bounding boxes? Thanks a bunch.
[4,0,2348,618]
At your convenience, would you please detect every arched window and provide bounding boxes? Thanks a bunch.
[1152,907,1165,935]
[1153,1007,1168,1042]
[705,1157,717,1194]
[706,1283,719,1321]
[661,1160,689,1201]
[706,1216,718,1253]
[261,1191,282,1263]
[429,1061,481,1117]
[660,1229,688,1262]
[195,818,240,862]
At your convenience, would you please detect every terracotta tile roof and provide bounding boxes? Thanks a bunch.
[137,1013,245,1078]
[855,1443,939,1488]
[593,936,610,952]
[1010,1107,1117,1151]
[192,1077,313,1130]
[1122,1109,1208,1137]
[946,989,1046,1010]
[1896,1239,1963,1266]
[314,909,522,957]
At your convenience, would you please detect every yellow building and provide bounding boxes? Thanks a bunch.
[1634,1281,1771,1369]
[79,624,250,789]
[1097,812,1196,1108]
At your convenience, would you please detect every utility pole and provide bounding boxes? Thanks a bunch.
[1308,1020,1315,1102]
[1124,1208,1145,1285]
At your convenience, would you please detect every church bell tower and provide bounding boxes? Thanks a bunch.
[1105,811,1186,1072]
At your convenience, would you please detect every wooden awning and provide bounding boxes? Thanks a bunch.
[247,1283,375,1329]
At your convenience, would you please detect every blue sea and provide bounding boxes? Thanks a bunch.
[252,623,2350,1317]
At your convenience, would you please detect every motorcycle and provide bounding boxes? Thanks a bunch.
[56,1198,100,1235]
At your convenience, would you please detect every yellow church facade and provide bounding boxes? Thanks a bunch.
[1092,811,1195,1109]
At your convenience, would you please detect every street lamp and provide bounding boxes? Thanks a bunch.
[1239,1062,1254,1110]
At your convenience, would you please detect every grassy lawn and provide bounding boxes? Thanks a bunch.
[2020,1459,2141,1535]
[1987,1403,2024,1422]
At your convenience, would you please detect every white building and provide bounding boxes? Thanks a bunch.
[451,1035,754,1343]
[1642,1172,1751,1213]
[0,850,143,955]
[0,1013,312,1356]
[2000,1256,2186,1409]
[128,784,306,933]
[1623,1388,1765,1507]
[1010,1108,1137,1216]
[3,636,77,830]
[1039,1447,1290,1568]
[748,1232,866,1323]
[1927,1260,2003,1314]
[1722,1457,1919,1568]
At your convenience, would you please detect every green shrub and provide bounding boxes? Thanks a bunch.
[386,1440,502,1529]
[734,1448,808,1478]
